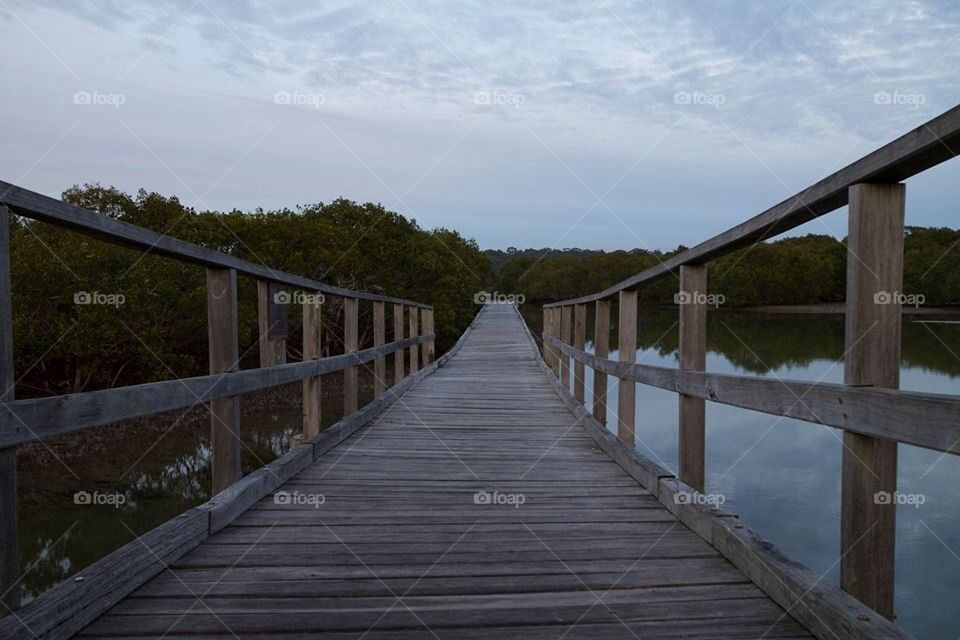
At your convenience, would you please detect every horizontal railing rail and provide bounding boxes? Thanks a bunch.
[540,104,960,632]
[0,182,437,616]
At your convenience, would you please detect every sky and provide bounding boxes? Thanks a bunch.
[0,0,958,250]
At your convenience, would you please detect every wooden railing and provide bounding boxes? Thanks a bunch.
[0,182,435,615]
[542,105,960,624]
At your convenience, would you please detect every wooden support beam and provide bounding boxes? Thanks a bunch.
[207,268,241,495]
[343,297,358,417]
[0,207,18,616]
[573,303,587,403]
[617,290,638,444]
[302,294,322,439]
[409,306,419,374]
[393,304,404,385]
[257,282,287,367]
[551,308,562,378]
[421,308,435,365]
[678,265,707,493]
[541,306,552,368]
[592,300,610,426]
[560,305,572,389]
[373,301,386,397]
[840,182,904,620]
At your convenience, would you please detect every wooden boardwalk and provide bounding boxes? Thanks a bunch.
[78,305,811,639]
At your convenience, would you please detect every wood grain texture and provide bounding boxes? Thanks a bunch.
[678,265,707,493]
[257,281,287,367]
[302,294,322,439]
[409,305,420,374]
[617,290,638,444]
[374,301,386,397]
[343,297,359,417]
[592,300,610,425]
[840,183,904,619]
[573,303,587,402]
[207,268,241,495]
[0,206,17,615]
[560,305,572,389]
[421,308,435,365]
[393,303,405,385]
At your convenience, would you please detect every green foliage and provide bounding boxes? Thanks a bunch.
[11,184,487,397]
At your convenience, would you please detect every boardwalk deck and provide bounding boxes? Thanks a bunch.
[79,305,811,639]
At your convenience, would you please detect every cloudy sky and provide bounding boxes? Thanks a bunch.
[1,0,958,249]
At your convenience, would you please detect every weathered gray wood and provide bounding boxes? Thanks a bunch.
[573,303,587,402]
[617,290,638,443]
[373,301,386,397]
[0,180,432,309]
[343,297,359,417]
[840,183,904,619]
[544,105,960,308]
[393,303,405,385]
[409,305,419,374]
[560,305,572,388]
[543,335,960,456]
[0,336,432,448]
[0,206,17,616]
[679,264,707,492]
[257,281,287,367]
[207,268,241,494]
[302,294,322,439]
[421,307,435,365]
[592,299,610,425]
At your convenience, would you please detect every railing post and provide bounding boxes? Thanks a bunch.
[302,292,322,439]
[393,304,405,384]
[617,290,637,443]
[343,297,358,417]
[678,264,707,493]
[257,282,287,367]
[541,306,552,368]
[560,305,572,388]
[373,301,386,397]
[207,267,241,494]
[421,308,435,365]
[592,299,610,425]
[573,303,586,402]
[409,306,419,374]
[551,308,561,378]
[0,206,19,615]
[840,182,904,619]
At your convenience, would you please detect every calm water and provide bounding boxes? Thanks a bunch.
[522,304,960,639]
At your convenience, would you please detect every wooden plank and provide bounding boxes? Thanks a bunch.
[593,300,610,425]
[678,264,707,492]
[257,281,287,367]
[560,305,572,388]
[543,335,960,456]
[573,303,586,402]
[373,301,386,397]
[543,105,960,308]
[423,307,436,365]
[0,206,17,615]
[393,303,404,385]
[343,297,359,417]
[409,305,420,374]
[0,180,431,309]
[617,290,637,443]
[840,183,904,619]
[207,268,241,495]
[302,292,322,439]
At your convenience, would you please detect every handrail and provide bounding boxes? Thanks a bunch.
[0,180,431,309]
[544,104,960,308]
[539,105,960,629]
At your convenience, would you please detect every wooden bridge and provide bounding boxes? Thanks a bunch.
[1,106,960,638]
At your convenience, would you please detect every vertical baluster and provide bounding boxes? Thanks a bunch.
[542,306,554,369]
[678,265,707,493]
[409,306,420,373]
[573,304,587,403]
[617,290,638,444]
[0,206,18,615]
[560,305,572,388]
[207,268,241,494]
[421,307,434,365]
[393,304,404,384]
[373,301,386,397]
[593,300,610,425]
[302,293,322,440]
[257,282,287,367]
[551,308,561,378]
[840,182,904,619]
[343,297,358,416]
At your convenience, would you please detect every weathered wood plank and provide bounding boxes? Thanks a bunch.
[302,293,322,439]
[207,267,241,494]
[257,281,287,367]
[393,303,405,385]
[409,305,419,373]
[573,303,586,402]
[373,301,386,397]
[592,299,610,425]
[678,264,707,492]
[560,305,572,388]
[617,290,637,443]
[343,297,359,417]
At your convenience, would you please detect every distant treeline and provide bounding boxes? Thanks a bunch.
[12,184,489,397]
[488,229,960,306]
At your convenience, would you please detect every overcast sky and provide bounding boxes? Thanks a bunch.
[1,0,958,250]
